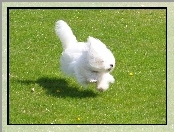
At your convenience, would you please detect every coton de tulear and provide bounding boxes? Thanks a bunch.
[55,20,116,91]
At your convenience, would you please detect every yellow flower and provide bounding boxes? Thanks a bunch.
[77,118,80,121]
[129,72,133,76]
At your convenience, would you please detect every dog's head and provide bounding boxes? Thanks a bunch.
[87,37,115,72]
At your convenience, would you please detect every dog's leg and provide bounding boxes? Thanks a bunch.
[76,75,88,87]
[107,74,115,83]
[88,71,98,83]
[96,73,115,91]
[74,68,89,88]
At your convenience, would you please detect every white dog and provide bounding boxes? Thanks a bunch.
[55,20,116,91]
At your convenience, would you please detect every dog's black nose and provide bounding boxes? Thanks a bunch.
[110,64,113,67]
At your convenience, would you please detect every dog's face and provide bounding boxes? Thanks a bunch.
[87,37,115,72]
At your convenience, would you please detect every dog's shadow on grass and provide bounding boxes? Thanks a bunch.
[17,77,98,98]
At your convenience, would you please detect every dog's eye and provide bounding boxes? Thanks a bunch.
[94,58,104,63]
[90,55,94,59]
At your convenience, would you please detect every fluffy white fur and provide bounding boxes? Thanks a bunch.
[55,20,116,91]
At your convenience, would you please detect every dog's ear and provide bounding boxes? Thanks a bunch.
[87,36,106,48]
[87,36,97,42]
[88,37,106,54]
[88,40,98,56]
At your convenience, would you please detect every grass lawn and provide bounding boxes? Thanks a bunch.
[9,8,166,124]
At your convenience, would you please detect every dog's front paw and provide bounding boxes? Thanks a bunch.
[100,73,115,83]
[97,83,109,92]
[109,76,115,83]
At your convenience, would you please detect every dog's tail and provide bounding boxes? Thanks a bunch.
[55,20,77,50]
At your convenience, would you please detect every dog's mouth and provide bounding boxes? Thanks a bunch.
[108,68,112,71]
[92,68,112,72]
[107,64,114,71]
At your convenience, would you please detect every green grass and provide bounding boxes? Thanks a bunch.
[9,9,166,124]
